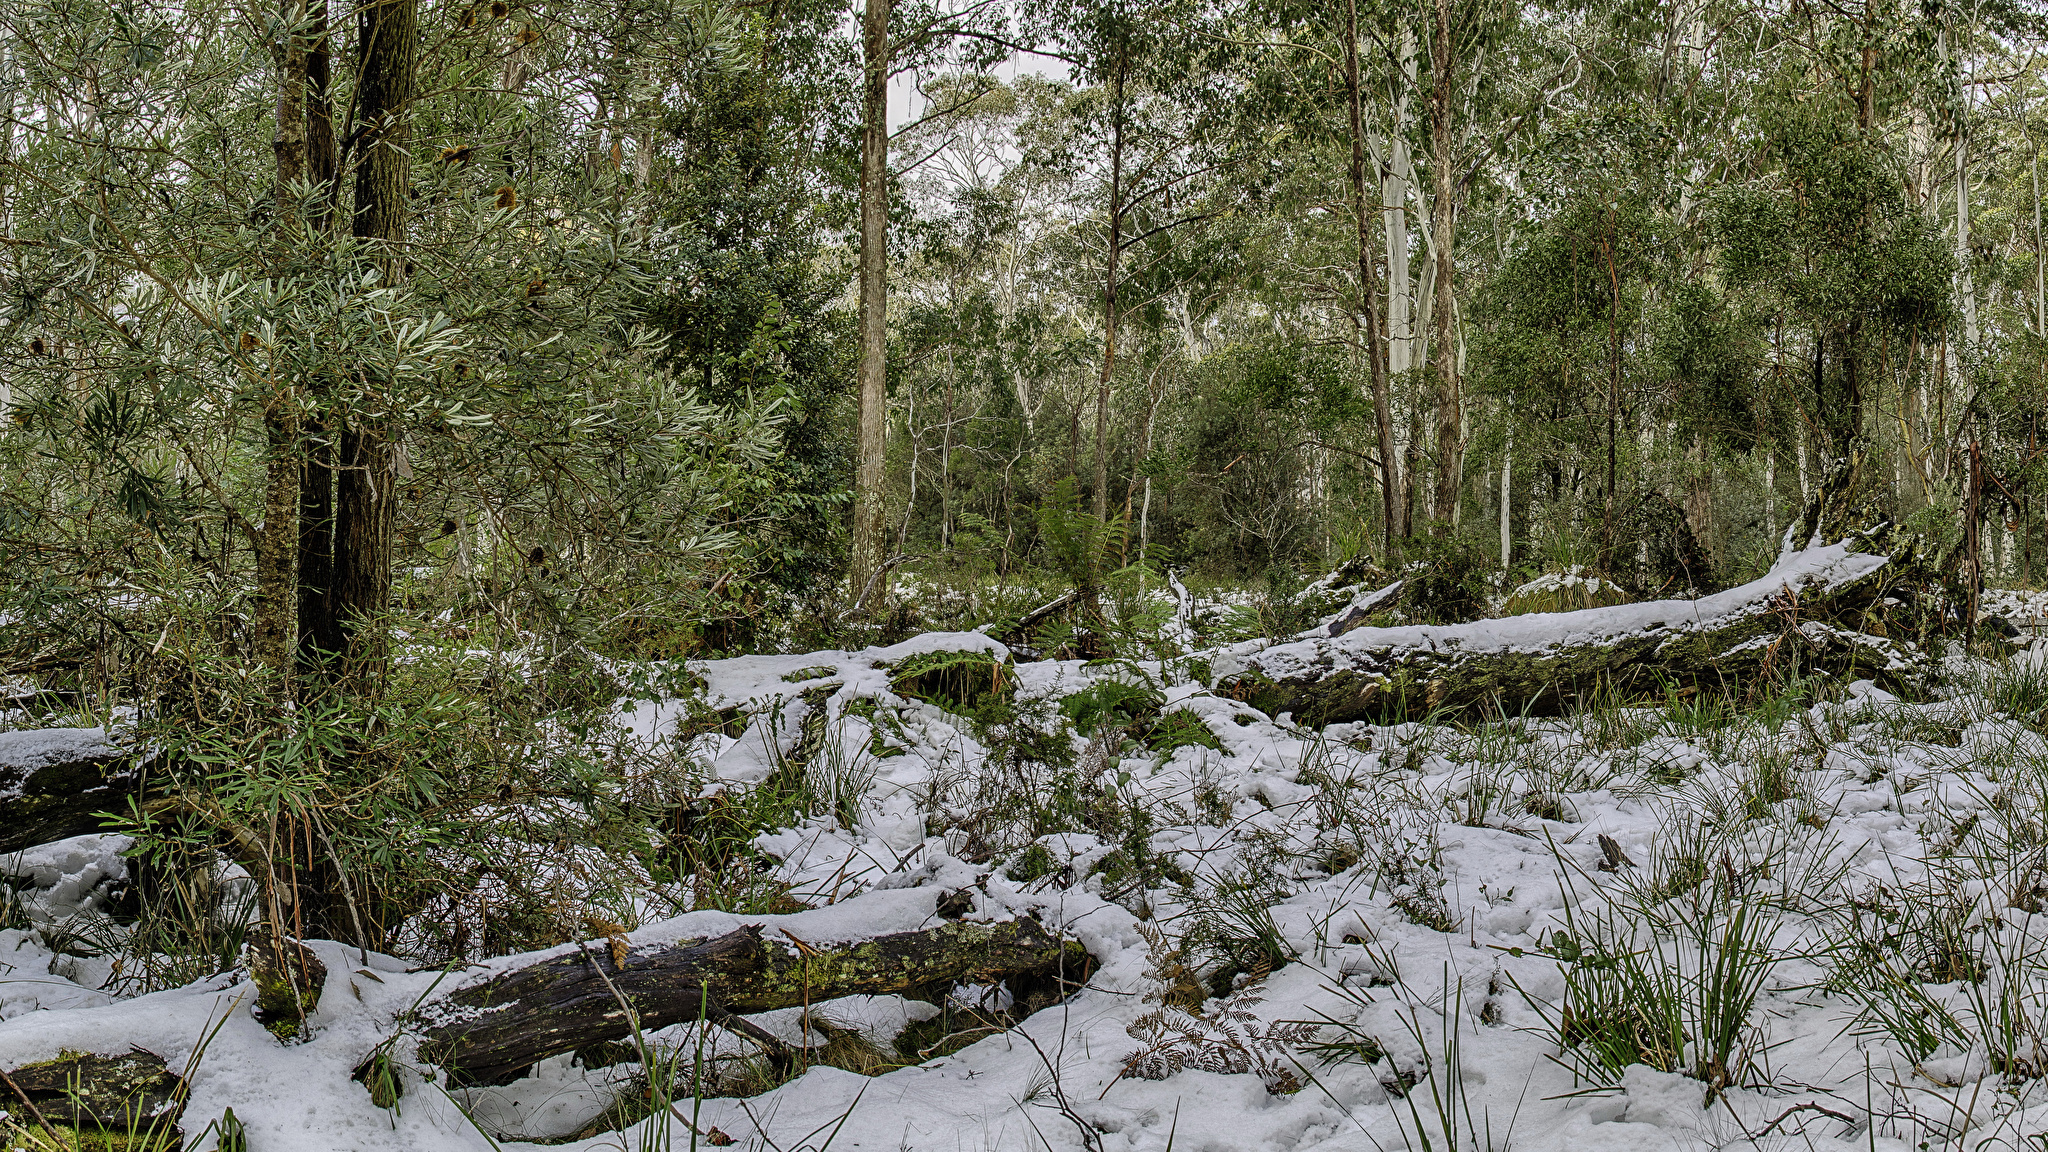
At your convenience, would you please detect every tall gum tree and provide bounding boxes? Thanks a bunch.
[1027,0,1265,524]
[851,0,890,607]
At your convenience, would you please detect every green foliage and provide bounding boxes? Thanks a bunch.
[1058,678,1162,733]
[889,650,1013,720]
[1711,104,1954,459]
[1167,343,1361,579]
[1034,478,1130,603]
[1522,875,1778,1100]
[1144,710,1224,755]
[1400,537,1494,626]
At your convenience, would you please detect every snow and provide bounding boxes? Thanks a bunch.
[1985,588,2048,628]
[1228,539,1893,681]
[0,726,117,799]
[7,555,2048,1150]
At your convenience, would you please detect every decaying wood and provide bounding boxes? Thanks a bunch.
[402,915,1092,1085]
[0,1049,185,1150]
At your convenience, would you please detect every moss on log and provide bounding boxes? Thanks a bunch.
[407,915,1092,1085]
[0,1049,184,1150]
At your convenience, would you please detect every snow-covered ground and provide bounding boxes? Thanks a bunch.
[8,607,2048,1149]
[1985,588,2048,629]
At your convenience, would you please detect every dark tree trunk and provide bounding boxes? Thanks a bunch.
[298,422,338,674]
[306,0,338,229]
[331,0,416,682]
[297,0,341,679]
[256,0,308,679]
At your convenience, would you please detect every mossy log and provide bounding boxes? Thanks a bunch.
[0,730,139,855]
[0,1049,184,1150]
[1218,526,1952,725]
[405,916,1092,1085]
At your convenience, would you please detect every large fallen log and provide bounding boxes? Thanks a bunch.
[403,914,1092,1085]
[0,728,140,855]
[1215,525,1952,725]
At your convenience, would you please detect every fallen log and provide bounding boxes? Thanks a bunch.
[0,1049,185,1150]
[0,728,140,855]
[403,914,1092,1086]
[1216,525,1952,725]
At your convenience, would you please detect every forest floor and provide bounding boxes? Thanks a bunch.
[6,578,2048,1151]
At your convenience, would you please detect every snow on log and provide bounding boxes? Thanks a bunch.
[1214,529,1948,724]
[399,909,1091,1086]
[0,728,138,855]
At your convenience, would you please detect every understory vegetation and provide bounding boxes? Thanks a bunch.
[5,551,2048,1148]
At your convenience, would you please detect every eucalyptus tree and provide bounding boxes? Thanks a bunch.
[1712,96,1955,520]
[1241,0,1402,552]
[1023,0,1274,524]
[846,0,1026,611]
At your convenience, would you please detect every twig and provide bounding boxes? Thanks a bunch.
[311,811,371,966]
[844,552,916,618]
[1746,1101,1859,1140]
[0,1064,64,1148]
[1018,1030,1104,1152]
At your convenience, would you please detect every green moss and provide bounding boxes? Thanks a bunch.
[3,1124,183,1151]
[245,936,325,1042]
[3,1050,185,1149]
[251,967,311,1041]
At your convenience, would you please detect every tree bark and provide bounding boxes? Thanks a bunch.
[1600,221,1620,569]
[2034,140,2044,334]
[257,3,308,678]
[1095,63,1126,525]
[0,731,135,854]
[849,0,890,610]
[0,1050,185,1140]
[297,0,341,678]
[332,0,416,682]
[1426,0,1460,531]
[400,916,1093,1086]
[1345,0,1398,556]
[1499,427,1511,567]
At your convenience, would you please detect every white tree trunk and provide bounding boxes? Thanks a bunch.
[1378,27,1423,378]
[1764,448,1776,545]
[1500,428,1512,568]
